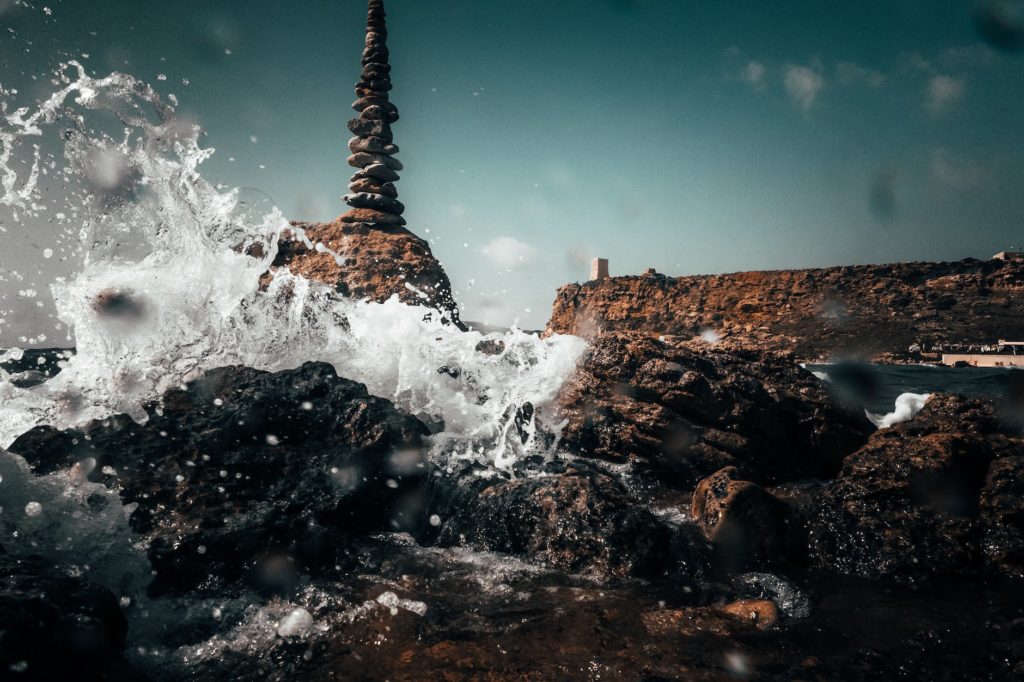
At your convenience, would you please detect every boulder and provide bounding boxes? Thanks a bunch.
[556,332,871,487]
[691,466,791,573]
[434,461,708,580]
[9,362,431,595]
[0,554,139,681]
[268,219,462,326]
[808,394,1024,581]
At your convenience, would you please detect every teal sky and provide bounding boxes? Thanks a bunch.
[2,0,1023,341]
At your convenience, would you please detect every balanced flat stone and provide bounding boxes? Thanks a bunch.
[347,152,403,171]
[348,136,398,154]
[359,104,399,123]
[347,118,393,140]
[352,96,393,112]
[353,163,400,182]
[349,178,398,197]
[343,192,406,215]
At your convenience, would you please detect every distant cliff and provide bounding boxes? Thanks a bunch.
[546,259,1024,362]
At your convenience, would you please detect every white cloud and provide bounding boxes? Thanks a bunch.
[931,148,988,189]
[783,64,825,113]
[836,62,886,88]
[740,60,767,89]
[926,75,965,115]
[481,236,535,269]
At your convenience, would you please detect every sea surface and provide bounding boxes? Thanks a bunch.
[805,361,1024,417]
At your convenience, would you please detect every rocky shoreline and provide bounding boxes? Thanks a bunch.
[3,321,1023,679]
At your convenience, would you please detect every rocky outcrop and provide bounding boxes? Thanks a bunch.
[546,258,1024,362]
[555,331,872,488]
[268,219,462,326]
[808,394,1024,581]
[435,461,708,580]
[9,362,431,595]
[0,554,139,681]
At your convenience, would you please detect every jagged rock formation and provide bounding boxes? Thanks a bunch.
[341,0,406,228]
[807,394,1024,581]
[546,258,1024,362]
[554,331,872,488]
[433,460,709,580]
[9,362,432,596]
[269,219,463,326]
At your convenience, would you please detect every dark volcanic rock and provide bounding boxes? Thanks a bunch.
[691,466,791,573]
[555,332,872,487]
[808,394,1024,581]
[435,461,708,580]
[980,455,1024,578]
[546,258,1024,362]
[9,362,431,595]
[0,554,138,681]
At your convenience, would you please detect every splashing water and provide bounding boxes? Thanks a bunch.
[0,63,586,473]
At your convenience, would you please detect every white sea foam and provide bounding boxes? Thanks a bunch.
[0,63,586,475]
[866,392,931,429]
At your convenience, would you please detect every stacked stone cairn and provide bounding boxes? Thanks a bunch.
[341,0,406,228]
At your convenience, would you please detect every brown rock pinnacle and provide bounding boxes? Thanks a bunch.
[341,0,406,228]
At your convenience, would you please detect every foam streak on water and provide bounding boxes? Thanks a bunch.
[0,63,586,473]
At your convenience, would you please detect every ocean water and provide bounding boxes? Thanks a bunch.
[805,362,1024,422]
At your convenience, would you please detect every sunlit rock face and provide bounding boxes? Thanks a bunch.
[554,331,872,488]
[546,259,1024,362]
[267,219,462,327]
[808,394,1024,581]
[8,362,432,596]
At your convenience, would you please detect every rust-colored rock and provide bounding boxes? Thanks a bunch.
[339,207,405,226]
[719,599,779,630]
[546,259,1024,362]
[268,218,461,326]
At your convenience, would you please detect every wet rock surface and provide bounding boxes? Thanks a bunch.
[9,362,431,596]
[3,358,1024,679]
[555,331,872,487]
[435,460,709,580]
[546,258,1024,362]
[808,394,1024,581]
[0,554,141,681]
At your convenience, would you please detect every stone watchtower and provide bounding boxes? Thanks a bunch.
[340,0,406,228]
